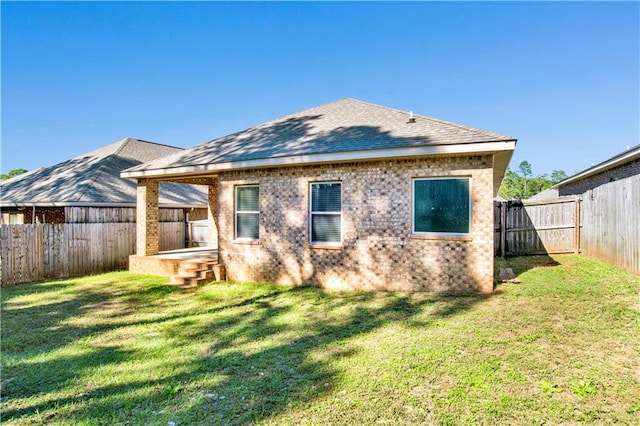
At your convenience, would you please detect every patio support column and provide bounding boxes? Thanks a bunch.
[207,177,219,247]
[136,178,159,256]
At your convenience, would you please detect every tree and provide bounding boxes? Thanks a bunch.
[550,170,568,184]
[518,161,532,198]
[527,175,553,197]
[498,162,568,200]
[498,168,523,199]
[0,168,27,180]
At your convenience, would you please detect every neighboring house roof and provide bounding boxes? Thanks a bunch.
[1,138,207,207]
[122,98,516,195]
[554,144,640,188]
[527,188,559,200]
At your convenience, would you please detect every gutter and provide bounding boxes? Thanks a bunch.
[121,140,517,179]
[554,145,640,188]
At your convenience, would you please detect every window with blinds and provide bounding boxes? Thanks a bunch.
[413,177,471,235]
[310,182,341,244]
[235,185,259,240]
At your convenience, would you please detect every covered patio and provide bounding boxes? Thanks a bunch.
[127,175,225,286]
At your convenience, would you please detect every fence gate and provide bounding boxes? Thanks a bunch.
[495,197,581,257]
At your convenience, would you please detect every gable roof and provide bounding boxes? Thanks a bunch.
[526,188,560,200]
[1,138,207,207]
[122,98,517,194]
[554,144,640,188]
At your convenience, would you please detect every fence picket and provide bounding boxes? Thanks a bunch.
[1,221,186,286]
[582,176,639,275]
[496,197,579,256]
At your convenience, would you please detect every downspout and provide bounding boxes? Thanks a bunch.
[32,206,35,224]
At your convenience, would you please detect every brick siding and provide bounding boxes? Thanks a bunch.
[217,155,495,293]
[136,179,160,256]
[559,158,640,196]
[187,208,209,221]
[23,207,66,224]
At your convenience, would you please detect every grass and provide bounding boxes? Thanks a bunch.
[1,255,639,425]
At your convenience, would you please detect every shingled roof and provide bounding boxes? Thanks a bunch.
[122,98,516,193]
[553,143,640,188]
[1,138,207,207]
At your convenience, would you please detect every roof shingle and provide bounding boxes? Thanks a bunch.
[124,98,516,174]
[1,138,207,206]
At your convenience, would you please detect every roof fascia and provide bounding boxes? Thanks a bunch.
[121,140,517,180]
[493,149,515,197]
[553,147,640,188]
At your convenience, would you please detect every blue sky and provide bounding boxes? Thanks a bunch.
[2,1,638,178]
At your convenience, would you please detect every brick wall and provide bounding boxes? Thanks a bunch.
[136,179,160,256]
[218,155,495,293]
[559,158,640,196]
[27,207,65,224]
[187,208,209,221]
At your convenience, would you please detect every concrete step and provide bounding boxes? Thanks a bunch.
[168,276,204,287]
[180,258,218,267]
[178,265,207,274]
[169,262,226,288]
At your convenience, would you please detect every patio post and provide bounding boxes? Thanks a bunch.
[136,178,159,256]
[207,177,219,247]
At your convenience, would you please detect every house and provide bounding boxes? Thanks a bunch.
[0,138,208,236]
[122,98,517,293]
[526,188,559,200]
[554,144,640,196]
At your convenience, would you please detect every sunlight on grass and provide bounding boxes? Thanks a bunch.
[2,257,639,425]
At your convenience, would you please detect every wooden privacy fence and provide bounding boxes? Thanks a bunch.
[65,206,185,223]
[1,222,184,286]
[581,175,639,275]
[187,220,216,248]
[494,197,581,257]
[495,175,638,275]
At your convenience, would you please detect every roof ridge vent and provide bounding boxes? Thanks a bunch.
[407,110,416,124]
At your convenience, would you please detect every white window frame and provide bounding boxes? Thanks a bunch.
[412,177,472,237]
[235,184,259,241]
[309,181,342,245]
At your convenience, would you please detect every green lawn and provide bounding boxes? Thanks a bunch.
[1,255,639,425]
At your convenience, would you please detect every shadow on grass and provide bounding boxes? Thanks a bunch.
[495,255,561,285]
[1,279,496,424]
[1,276,181,354]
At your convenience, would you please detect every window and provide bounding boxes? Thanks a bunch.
[9,213,24,224]
[235,185,259,240]
[413,177,471,235]
[310,182,341,244]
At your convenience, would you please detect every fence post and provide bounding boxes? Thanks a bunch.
[574,196,581,254]
[500,201,506,258]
